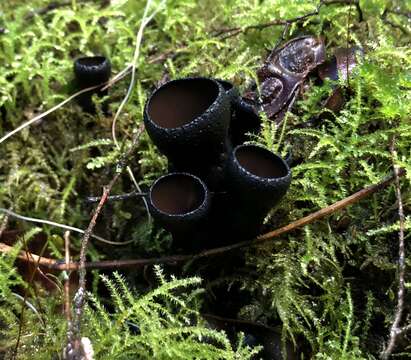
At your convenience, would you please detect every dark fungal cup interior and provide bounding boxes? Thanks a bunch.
[148,78,218,129]
[151,174,205,215]
[76,56,107,68]
[235,146,288,178]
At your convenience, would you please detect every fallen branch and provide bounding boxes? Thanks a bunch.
[1,168,404,271]
[64,231,71,322]
[65,125,145,359]
[381,139,408,359]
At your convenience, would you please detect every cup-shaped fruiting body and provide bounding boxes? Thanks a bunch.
[227,144,291,210]
[144,77,231,171]
[73,56,111,113]
[74,56,111,87]
[148,173,211,250]
[215,79,261,146]
[216,144,291,240]
[215,79,240,103]
[229,97,261,146]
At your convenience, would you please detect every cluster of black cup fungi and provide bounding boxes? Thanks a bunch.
[73,57,292,252]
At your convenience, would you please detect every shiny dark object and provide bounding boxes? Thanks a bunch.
[144,77,231,173]
[227,144,291,209]
[215,79,261,146]
[254,36,325,122]
[73,56,111,113]
[147,173,211,251]
[218,144,291,240]
[317,47,362,112]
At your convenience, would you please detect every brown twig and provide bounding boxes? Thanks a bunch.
[65,126,144,359]
[381,138,407,359]
[1,168,405,272]
[64,231,71,322]
[85,190,146,204]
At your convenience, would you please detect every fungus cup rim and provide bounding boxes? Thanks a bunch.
[232,144,291,182]
[149,172,209,218]
[75,56,110,69]
[145,77,224,131]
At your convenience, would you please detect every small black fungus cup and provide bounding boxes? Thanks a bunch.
[147,172,211,251]
[229,98,261,146]
[227,144,291,210]
[215,79,240,104]
[73,56,111,113]
[219,144,291,239]
[144,77,231,173]
[215,79,261,146]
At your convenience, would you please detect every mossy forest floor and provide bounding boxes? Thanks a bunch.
[0,0,410,359]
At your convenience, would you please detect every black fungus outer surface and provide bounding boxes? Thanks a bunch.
[215,78,240,103]
[147,172,211,235]
[73,56,112,87]
[143,77,231,167]
[214,78,261,147]
[226,144,292,212]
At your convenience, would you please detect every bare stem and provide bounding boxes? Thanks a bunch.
[381,138,407,359]
[64,231,71,322]
[65,127,144,359]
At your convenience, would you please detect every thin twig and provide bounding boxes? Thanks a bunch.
[0,48,171,147]
[0,84,106,145]
[381,138,407,359]
[66,184,114,358]
[111,0,165,222]
[64,231,71,322]
[1,168,404,271]
[85,191,146,203]
[0,207,133,246]
[65,127,144,359]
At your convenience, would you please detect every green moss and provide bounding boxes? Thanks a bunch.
[0,0,410,358]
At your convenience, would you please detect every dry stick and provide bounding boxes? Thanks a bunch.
[66,179,119,358]
[0,207,126,246]
[1,168,404,271]
[381,139,407,360]
[85,190,146,203]
[0,84,105,145]
[111,0,165,222]
[64,231,71,322]
[66,127,144,358]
